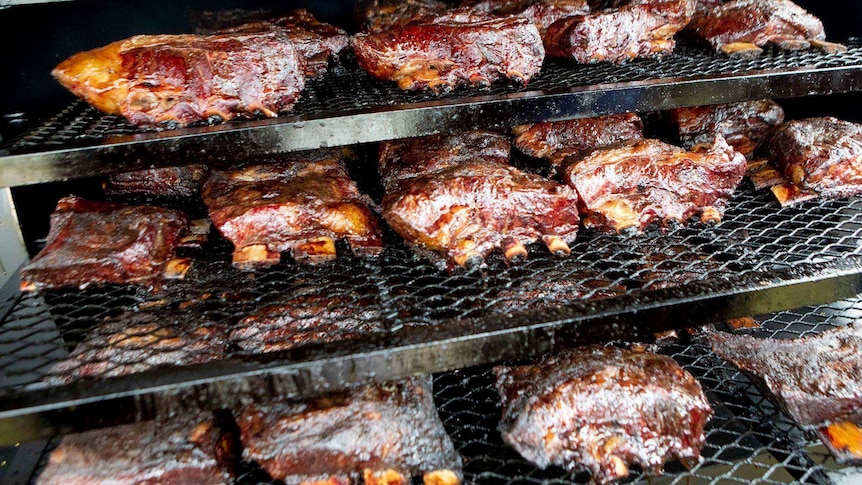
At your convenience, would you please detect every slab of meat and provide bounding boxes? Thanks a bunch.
[202,151,383,269]
[236,377,462,484]
[709,323,862,427]
[688,0,832,56]
[491,269,624,311]
[513,113,644,167]
[563,136,746,233]
[356,0,449,33]
[220,9,349,77]
[670,100,785,158]
[47,309,226,384]
[36,412,233,485]
[379,129,512,190]
[353,10,545,92]
[20,196,189,291]
[105,165,210,199]
[544,0,695,64]
[380,131,580,268]
[230,292,383,353]
[52,31,305,128]
[495,346,712,483]
[765,117,862,200]
[462,0,590,34]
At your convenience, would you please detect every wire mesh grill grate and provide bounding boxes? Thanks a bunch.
[22,297,862,484]
[5,44,862,153]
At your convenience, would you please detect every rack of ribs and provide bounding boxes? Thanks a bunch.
[20,196,190,291]
[36,412,233,485]
[229,292,383,353]
[687,0,843,57]
[563,136,746,233]
[380,131,580,269]
[669,100,785,159]
[544,0,695,64]
[235,376,462,484]
[490,268,624,312]
[355,0,449,33]
[513,113,644,167]
[202,150,383,270]
[461,0,590,35]
[709,322,862,428]
[52,30,305,128]
[495,346,712,483]
[105,165,210,199]
[353,9,545,91]
[219,9,349,77]
[46,309,226,384]
[765,117,862,205]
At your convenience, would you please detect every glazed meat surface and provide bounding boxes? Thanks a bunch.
[220,9,349,77]
[491,269,624,311]
[353,10,545,91]
[230,293,383,353]
[513,113,644,167]
[670,100,785,158]
[20,196,188,290]
[356,0,449,33]
[462,0,590,34]
[709,322,862,427]
[495,346,712,483]
[53,31,305,128]
[380,131,580,268]
[202,151,383,269]
[544,0,695,64]
[766,117,862,199]
[37,412,233,485]
[47,309,226,384]
[688,0,826,55]
[105,165,210,199]
[563,136,746,233]
[236,377,462,484]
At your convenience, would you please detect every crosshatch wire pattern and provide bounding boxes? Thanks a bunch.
[5,44,862,152]
[2,180,862,392]
[23,298,862,484]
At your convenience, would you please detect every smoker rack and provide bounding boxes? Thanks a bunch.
[3,164,862,443]
[1,44,862,186]
[19,296,862,484]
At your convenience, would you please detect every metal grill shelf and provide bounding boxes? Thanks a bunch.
[3,181,862,443]
[20,296,862,484]
[2,45,862,187]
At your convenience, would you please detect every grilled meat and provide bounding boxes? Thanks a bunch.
[202,150,383,270]
[353,9,545,92]
[20,196,189,291]
[36,412,233,485]
[709,322,862,427]
[670,100,785,158]
[491,269,624,311]
[688,0,829,56]
[220,9,349,77]
[513,113,644,167]
[52,31,305,128]
[47,309,226,384]
[380,131,580,268]
[236,376,462,484]
[563,136,746,233]
[230,293,383,353]
[462,0,590,34]
[495,346,712,483]
[544,0,695,64]
[766,117,862,200]
[356,0,449,33]
[105,165,210,199]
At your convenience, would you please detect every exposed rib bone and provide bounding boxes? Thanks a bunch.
[543,235,570,256]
